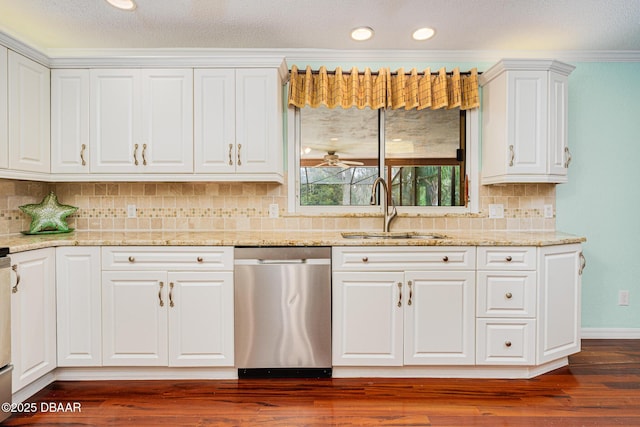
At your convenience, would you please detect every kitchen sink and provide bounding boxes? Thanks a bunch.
[341,231,446,240]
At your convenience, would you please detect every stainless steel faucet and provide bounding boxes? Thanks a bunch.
[370,177,397,232]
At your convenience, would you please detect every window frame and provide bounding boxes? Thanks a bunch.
[287,106,479,215]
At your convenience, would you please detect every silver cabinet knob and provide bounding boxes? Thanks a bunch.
[128,256,135,263]
[505,292,513,299]
[505,341,512,348]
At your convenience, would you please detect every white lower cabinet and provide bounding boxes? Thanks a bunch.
[332,247,476,367]
[56,247,102,366]
[404,271,476,365]
[101,247,234,367]
[102,270,168,366]
[476,247,537,365]
[10,248,56,392]
[476,245,583,366]
[537,244,583,364]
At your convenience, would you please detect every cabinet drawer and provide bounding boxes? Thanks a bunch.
[477,246,536,270]
[332,246,476,271]
[477,271,536,318]
[102,246,233,271]
[476,319,535,365]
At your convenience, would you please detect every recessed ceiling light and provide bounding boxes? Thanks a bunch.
[351,27,374,41]
[106,0,137,11]
[412,27,435,41]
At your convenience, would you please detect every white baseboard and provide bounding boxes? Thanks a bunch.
[581,328,640,339]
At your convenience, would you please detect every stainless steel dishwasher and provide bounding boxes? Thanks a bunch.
[234,247,331,378]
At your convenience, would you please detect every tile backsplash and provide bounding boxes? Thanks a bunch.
[0,178,556,234]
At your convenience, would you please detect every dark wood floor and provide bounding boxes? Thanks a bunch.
[3,339,640,426]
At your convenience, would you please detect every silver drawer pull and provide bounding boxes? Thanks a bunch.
[169,282,175,308]
[564,146,572,168]
[133,143,139,166]
[228,144,234,166]
[237,143,242,166]
[158,281,164,307]
[508,145,515,167]
[397,282,402,307]
[142,143,148,166]
[80,143,87,166]
[505,341,512,348]
[505,292,513,299]
[579,252,586,275]
[128,256,135,263]
[11,264,20,293]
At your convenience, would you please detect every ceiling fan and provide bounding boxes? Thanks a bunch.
[313,151,364,168]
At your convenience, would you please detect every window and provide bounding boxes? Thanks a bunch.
[292,105,477,212]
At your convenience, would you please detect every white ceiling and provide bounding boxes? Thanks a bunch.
[0,0,638,54]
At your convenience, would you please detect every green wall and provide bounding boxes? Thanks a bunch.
[557,62,640,329]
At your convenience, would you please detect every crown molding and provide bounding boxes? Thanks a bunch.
[479,58,577,86]
[46,48,640,69]
[0,31,50,66]
[1,29,639,68]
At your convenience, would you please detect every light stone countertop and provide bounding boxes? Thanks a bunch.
[0,229,586,254]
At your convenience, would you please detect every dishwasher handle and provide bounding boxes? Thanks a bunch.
[258,259,307,265]
[235,258,330,266]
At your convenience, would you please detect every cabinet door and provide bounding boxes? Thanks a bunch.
[507,70,548,176]
[140,69,193,173]
[8,51,50,173]
[548,71,569,177]
[10,248,56,392]
[194,69,236,173]
[51,69,90,174]
[235,68,282,174]
[102,271,168,366]
[90,69,140,173]
[404,271,476,365]
[0,47,7,169]
[332,271,404,366]
[537,244,582,364]
[167,271,234,367]
[56,247,101,367]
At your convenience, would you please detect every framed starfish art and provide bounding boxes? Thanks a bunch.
[19,192,78,234]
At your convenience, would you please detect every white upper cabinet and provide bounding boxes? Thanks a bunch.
[480,59,574,184]
[0,46,7,169]
[194,69,236,174]
[51,69,90,174]
[89,68,193,174]
[89,69,139,173]
[7,51,50,173]
[195,68,283,180]
[140,69,194,173]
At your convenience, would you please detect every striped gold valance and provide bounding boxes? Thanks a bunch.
[288,65,479,111]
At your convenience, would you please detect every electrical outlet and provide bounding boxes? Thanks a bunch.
[268,203,279,218]
[619,290,630,306]
[488,204,504,219]
[127,204,137,218]
[544,204,554,218]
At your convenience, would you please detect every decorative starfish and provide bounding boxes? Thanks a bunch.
[19,192,78,233]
